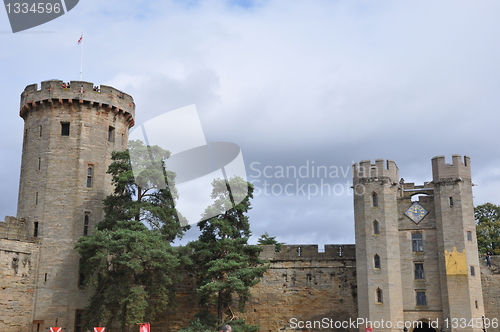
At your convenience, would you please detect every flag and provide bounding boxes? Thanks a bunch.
[94,328,106,332]
[365,328,373,332]
[139,323,150,332]
[50,328,62,332]
[78,35,83,45]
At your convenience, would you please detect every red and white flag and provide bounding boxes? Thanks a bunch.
[139,323,150,332]
[94,328,106,332]
[50,328,62,332]
[77,35,83,45]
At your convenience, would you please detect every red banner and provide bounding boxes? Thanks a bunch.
[50,328,62,332]
[365,328,373,332]
[94,328,106,332]
[139,323,150,332]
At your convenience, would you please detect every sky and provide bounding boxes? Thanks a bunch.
[1,0,500,248]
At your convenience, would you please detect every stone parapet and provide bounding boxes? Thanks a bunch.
[20,80,135,127]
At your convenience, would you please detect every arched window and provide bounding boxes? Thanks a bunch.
[376,288,383,303]
[374,254,381,269]
[372,192,378,207]
[373,221,380,235]
[86,166,93,188]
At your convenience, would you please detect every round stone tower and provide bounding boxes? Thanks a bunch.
[17,79,135,331]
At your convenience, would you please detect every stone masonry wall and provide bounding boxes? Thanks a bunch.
[481,256,500,332]
[155,245,358,332]
[0,217,40,331]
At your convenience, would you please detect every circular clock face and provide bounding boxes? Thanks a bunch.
[405,203,428,224]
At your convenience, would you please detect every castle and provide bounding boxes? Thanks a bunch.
[1,80,499,332]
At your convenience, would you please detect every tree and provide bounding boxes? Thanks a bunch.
[475,202,500,254]
[76,140,186,330]
[257,232,284,252]
[188,177,269,325]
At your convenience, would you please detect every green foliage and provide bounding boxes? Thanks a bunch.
[257,232,284,252]
[99,140,187,240]
[178,316,259,332]
[475,202,500,254]
[76,141,186,330]
[188,177,269,324]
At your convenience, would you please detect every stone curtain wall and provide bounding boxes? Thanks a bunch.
[0,216,29,240]
[156,245,358,332]
[0,219,40,332]
[242,245,358,332]
[481,256,500,332]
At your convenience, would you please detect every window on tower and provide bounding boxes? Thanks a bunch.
[61,122,70,136]
[108,126,115,142]
[86,166,93,188]
[412,233,423,252]
[416,291,427,306]
[372,192,378,207]
[374,254,381,269]
[376,288,383,303]
[373,220,380,235]
[83,214,89,236]
[414,262,424,279]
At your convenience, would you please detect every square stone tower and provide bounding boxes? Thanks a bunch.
[17,80,135,331]
[353,156,484,332]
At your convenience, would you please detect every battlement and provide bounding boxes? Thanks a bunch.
[431,155,471,182]
[259,244,356,261]
[0,216,29,241]
[352,159,399,183]
[20,79,135,127]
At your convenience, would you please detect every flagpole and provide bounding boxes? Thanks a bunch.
[79,32,84,80]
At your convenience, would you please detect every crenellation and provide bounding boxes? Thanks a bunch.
[353,159,399,184]
[20,80,135,127]
[432,154,471,182]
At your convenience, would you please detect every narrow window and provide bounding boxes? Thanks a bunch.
[414,263,424,279]
[108,126,115,142]
[373,220,380,235]
[83,214,89,236]
[470,266,475,276]
[37,157,41,171]
[44,273,48,282]
[35,192,38,205]
[374,254,381,269]
[75,310,84,332]
[306,274,312,282]
[39,125,42,137]
[412,233,423,252]
[61,122,70,136]
[78,259,85,287]
[297,246,302,257]
[33,222,39,238]
[467,231,472,241]
[376,288,383,303]
[449,197,454,206]
[338,246,343,257]
[416,291,427,306]
[86,166,93,188]
[475,301,478,309]
[372,192,378,207]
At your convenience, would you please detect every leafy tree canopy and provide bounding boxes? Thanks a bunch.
[76,140,185,330]
[257,232,284,252]
[475,202,500,254]
[188,177,269,325]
